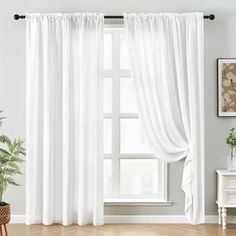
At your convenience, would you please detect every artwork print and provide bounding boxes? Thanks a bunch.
[218,59,236,117]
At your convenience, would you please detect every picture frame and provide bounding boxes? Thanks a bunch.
[217,58,236,117]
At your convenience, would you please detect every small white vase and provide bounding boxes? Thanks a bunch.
[227,148,236,171]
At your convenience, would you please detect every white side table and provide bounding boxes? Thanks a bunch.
[216,170,236,229]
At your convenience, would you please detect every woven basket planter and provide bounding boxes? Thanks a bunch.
[0,204,10,225]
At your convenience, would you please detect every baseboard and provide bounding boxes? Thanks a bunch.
[10,215,25,224]
[10,214,236,224]
[105,215,236,224]
[205,215,236,224]
[104,215,188,224]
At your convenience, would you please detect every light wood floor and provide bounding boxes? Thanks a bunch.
[6,224,236,236]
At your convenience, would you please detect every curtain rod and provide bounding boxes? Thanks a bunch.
[13,14,215,20]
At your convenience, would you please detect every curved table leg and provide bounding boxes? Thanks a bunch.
[218,207,222,225]
[222,208,227,230]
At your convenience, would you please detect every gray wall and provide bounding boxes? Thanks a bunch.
[0,0,236,216]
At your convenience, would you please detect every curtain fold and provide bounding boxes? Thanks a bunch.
[26,13,104,225]
[124,13,204,224]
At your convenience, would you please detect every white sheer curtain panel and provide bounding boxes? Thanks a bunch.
[26,13,104,225]
[124,13,204,224]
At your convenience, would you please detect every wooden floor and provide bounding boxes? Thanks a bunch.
[6,224,236,236]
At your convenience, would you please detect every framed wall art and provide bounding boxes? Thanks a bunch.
[217,58,236,117]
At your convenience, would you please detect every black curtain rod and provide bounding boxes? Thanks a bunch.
[14,14,215,20]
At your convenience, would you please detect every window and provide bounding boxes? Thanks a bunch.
[103,27,167,203]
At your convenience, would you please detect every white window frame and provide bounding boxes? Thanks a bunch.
[104,26,169,205]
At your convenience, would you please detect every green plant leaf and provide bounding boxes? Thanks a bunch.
[0,135,11,145]
[0,148,12,157]
[0,131,25,201]
[226,128,236,148]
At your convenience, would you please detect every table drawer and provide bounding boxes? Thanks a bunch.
[224,191,236,204]
[224,176,236,189]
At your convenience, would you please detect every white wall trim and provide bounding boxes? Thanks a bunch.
[10,214,236,224]
[104,200,172,206]
[105,215,236,224]
[104,215,189,224]
[205,215,236,224]
[10,215,25,224]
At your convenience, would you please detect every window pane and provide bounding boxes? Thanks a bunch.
[104,33,112,70]
[120,33,130,70]
[104,119,112,153]
[104,77,112,113]
[120,77,137,113]
[104,159,112,195]
[120,159,158,195]
[120,119,151,153]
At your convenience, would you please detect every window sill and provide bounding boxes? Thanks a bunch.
[104,199,172,206]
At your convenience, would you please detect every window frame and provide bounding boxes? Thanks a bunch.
[103,26,168,204]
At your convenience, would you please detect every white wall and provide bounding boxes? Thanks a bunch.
[1,0,236,216]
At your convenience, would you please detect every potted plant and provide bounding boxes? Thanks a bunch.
[226,128,236,171]
[0,111,25,227]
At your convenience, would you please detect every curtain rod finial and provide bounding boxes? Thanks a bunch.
[14,14,25,20]
[209,14,215,20]
[14,14,20,20]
